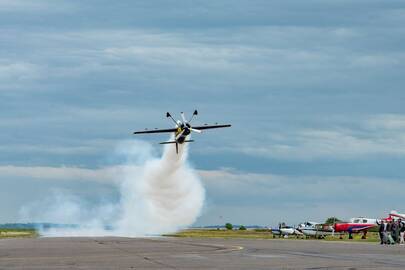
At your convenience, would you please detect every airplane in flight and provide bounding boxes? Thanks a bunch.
[133,110,231,153]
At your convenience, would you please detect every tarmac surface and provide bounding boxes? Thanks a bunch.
[1,237,405,269]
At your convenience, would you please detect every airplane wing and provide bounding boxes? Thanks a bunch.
[192,124,231,130]
[133,128,177,134]
[350,225,376,232]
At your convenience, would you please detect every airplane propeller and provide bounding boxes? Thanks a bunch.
[189,110,198,122]
[190,128,202,133]
[166,112,178,126]
[180,112,187,123]
[180,111,202,133]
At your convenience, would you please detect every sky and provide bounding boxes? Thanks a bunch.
[1,0,405,226]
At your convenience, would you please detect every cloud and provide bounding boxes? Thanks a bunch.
[103,46,245,71]
[0,165,126,184]
[2,24,404,93]
[0,0,73,12]
[0,62,42,90]
[366,114,405,130]
[229,114,405,160]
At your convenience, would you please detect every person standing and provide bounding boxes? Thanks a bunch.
[396,220,401,243]
[378,220,385,245]
[387,220,395,245]
[400,220,405,245]
[392,220,399,243]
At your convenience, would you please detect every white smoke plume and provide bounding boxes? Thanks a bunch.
[20,140,205,237]
[115,141,205,236]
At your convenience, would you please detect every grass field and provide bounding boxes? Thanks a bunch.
[0,227,381,242]
[164,229,381,243]
[0,229,37,238]
[165,229,275,239]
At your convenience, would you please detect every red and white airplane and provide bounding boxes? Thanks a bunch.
[334,217,378,239]
[389,210,405,220]
[334,211,405,239]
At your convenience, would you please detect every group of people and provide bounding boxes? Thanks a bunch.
[378,219,405,245]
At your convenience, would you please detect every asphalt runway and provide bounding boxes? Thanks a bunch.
[1,237,405,269]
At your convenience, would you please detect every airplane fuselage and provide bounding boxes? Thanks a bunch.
[334,218,377,233]
[175,123,191,144]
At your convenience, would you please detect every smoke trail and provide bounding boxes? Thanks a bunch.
[21,140,205,236]
[115,142,205,236]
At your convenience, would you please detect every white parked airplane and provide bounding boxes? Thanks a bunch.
[297,221,334,238]
[271,224,302,238]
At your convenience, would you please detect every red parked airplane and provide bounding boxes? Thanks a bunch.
[334,217,378,239]
[389,210,405,220]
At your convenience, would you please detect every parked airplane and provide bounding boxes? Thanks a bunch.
[271,223,302,238]
[334,217,378,239]
[389,210,405,220]
[133,110,231,153]
[297,221,335,238]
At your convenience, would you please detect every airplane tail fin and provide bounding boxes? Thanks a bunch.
[159,141,177,145]
[159,140,194,154]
